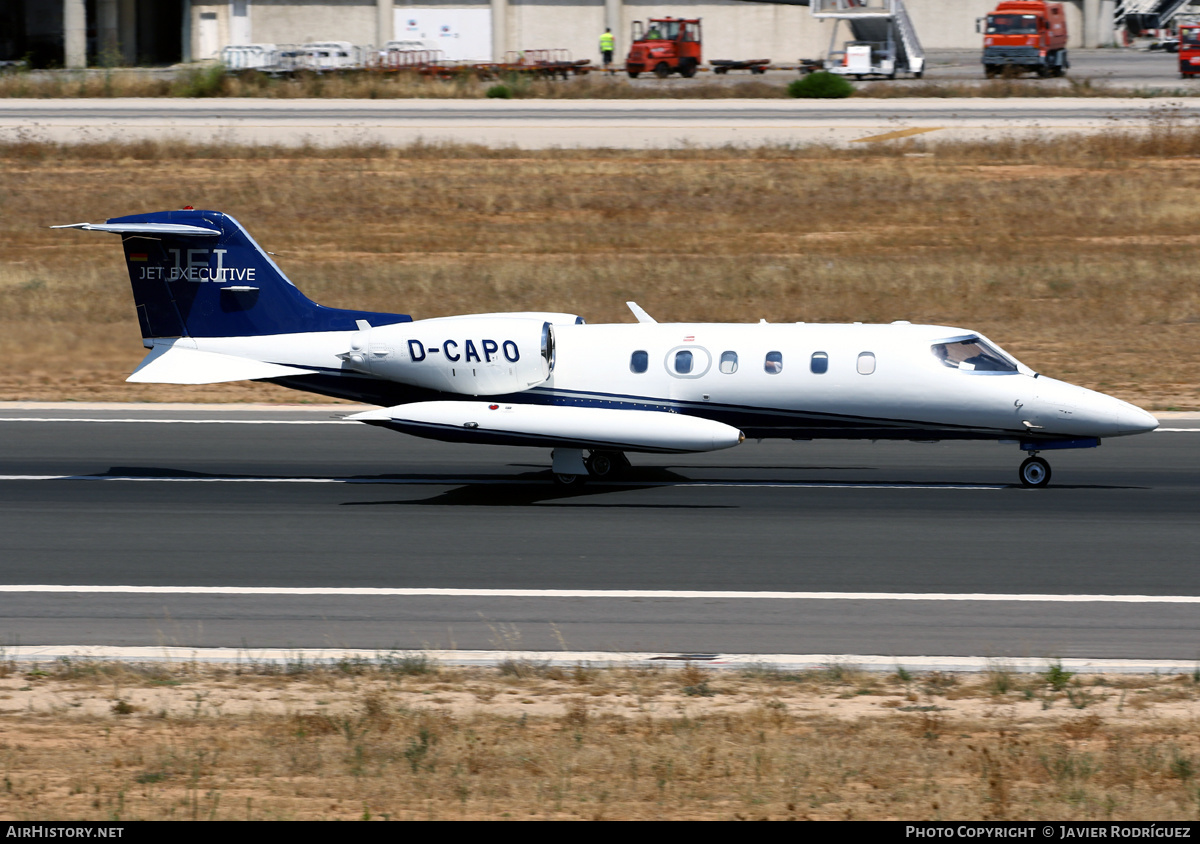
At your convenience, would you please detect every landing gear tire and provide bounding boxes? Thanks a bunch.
[1019,456,1052,488]
[654,62,671,79]
[553,473,586,488]
[585,450,628,479]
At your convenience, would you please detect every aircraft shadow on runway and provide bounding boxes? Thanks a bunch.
[91,467,1140,507]
[340,467,742,508]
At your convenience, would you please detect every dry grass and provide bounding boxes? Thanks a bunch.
[1,67,1193,100]
[1,135,1197,407]
[855,77,1191,98]
[2,659,1200,820]
[0,68,792,100]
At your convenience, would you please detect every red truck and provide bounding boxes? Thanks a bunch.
[1179,22,1200,77]
[625,17,702,79]
[980,0,1068,78]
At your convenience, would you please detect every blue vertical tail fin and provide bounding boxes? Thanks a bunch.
[58,209,410,339]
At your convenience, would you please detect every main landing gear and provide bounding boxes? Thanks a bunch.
[551,449,630,487]
[1018,454,1051,488]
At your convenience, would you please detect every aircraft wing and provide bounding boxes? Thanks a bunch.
[348,401,744,453]
[127,344,310,384]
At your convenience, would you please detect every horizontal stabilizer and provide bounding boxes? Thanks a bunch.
[52,222,221,236]
[128,344,309,384]
[348,401,744,453]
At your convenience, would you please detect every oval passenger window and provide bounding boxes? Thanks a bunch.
[811,352,828,374]
[675,350,694,375]
[857,352,876,375]
[719,351,738,374]
[764,351,783,374]
[630,350,648,373]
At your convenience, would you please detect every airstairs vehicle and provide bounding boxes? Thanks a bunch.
[813,0,925,79]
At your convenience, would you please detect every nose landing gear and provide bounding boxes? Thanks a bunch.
[1018,454,1052,488]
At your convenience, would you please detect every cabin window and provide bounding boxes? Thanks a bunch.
[630,350,649,373]
[665,345,711,379]
[810,352,829,374]
[857,352,876,375]
[931,336,1017,373]
[764,351,783,374]
[719,351,738,374]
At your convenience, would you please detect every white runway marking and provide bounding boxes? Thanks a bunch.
[1,585,1197,603]
[0,474,1004,490]
[2,646,1196,674]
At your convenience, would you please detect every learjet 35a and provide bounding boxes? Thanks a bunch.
[58,210,1159,487]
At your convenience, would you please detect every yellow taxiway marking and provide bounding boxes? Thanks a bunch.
[851,126,944,143]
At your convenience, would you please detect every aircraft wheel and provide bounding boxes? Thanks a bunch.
[1018,456,1052,488]
[553,472,586,488]
[585,450,627,479]
[654,62,671,79]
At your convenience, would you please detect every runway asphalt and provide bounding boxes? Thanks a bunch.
[0,404,1197,663]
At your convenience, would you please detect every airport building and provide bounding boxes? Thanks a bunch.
[3,0,1128,69]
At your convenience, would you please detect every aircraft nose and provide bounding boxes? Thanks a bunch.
[1112,400,1159,435]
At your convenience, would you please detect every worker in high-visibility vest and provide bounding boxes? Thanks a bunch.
[599,28,615,70]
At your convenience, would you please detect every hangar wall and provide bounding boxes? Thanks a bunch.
[41,0,1121,68]
[185,0,1112,63]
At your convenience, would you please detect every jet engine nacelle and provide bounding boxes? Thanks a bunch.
[340,316,556,396]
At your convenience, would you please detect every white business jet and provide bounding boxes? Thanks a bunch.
[58,210,1158,487]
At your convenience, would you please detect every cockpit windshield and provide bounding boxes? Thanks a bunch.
[932,336,1018,373]
[986,14,1039,34]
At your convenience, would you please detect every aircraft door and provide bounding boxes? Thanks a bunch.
[664,345,712,403]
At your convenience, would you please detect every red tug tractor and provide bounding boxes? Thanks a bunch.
[625,17,702,78]
[1179,21,1200,78]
